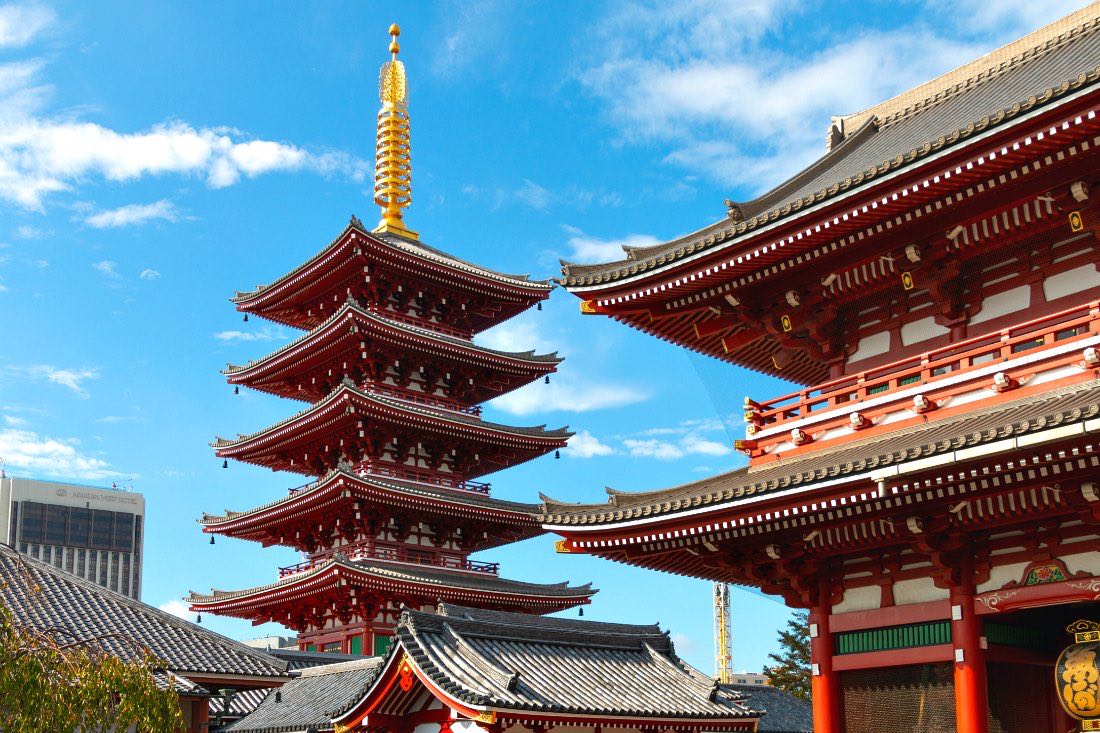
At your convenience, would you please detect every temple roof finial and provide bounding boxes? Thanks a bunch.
[373,22,418,241]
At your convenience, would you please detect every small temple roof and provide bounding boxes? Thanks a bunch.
[560,6,1100,288]
[201,468,541,526]
[226,657,384,733]
[543,377,1100,528]
[0,543,289,684]
[235,220,551,306]
[385,603,759,719]
[723,684,812,733]
[188,557,595,607]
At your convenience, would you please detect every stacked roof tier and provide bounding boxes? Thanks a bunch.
[194,221,590,653]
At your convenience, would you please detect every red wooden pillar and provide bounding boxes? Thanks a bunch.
[950,563,989,733]
[810,588,842,733]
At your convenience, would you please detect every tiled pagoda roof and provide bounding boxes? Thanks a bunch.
[188,558,594,610]
[560,5,1100,289]
[0,543,289,684]
[223,301,560,402]
[723,684,812,733]
[542,378,1100,528]
[386,603,760,720]
[225,657,384,733]
[199,469,544,551]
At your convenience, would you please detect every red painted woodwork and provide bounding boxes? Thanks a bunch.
[951,572,990,733]
[830,600,951,633]
[810,592,842,733]
[831,644,954,671]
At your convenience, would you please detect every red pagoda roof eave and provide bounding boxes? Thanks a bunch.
[223,304,561,385]
[198,474,541,535]
[212,385,570,457]
[232,226,552,313]
[188,561,594,613]
[564,89,1100,307]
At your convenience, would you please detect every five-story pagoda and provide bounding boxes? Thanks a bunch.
[189,25,594,655]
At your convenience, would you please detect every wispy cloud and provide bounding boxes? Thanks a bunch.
[92,260,120,279]
[0,3,54,49]
[582,0,1018,191]
[85,199,179,228]
[560,224,661,264]
[0,427,124,480]
[566,430,615,458]
[8,364,99,398]
[158,599,196,622]
[214,326,289,342]
[139,268,160,280]
[3,413,26,427]
[0,58,369,210]
[461,181,625,213]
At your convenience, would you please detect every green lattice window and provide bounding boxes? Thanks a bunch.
[373,635,393,656]
[834,621,951,655]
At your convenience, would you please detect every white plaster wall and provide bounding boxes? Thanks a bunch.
[970,285,1030,325]
[1064,550,1100,577]
[849,331,891,362]
[977,561,1030,594]
[892,577,949,605]
[1044,263,1100,301]
[832,585,881,614]
[451,720,487,733]
[901,316,950,346]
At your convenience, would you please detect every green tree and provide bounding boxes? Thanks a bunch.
[763,609,811,700]
[0,578,183,732]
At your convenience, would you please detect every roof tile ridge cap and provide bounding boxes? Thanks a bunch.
[640,640,702,682]
[219,382,353,446]
[296,656,384,678]
[6,551,291,674]
[441,622,521,693]
[841,5,1100,131]
[234,300,359,370]
[379,231,547,287]
[559,216,732,273]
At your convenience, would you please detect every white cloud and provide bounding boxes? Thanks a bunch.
[581,0,1036,191]
[476,318,556,354]
[158,599,196,622]
[623,438,686,460]
[515,179,552,211]
[3,413,26,426]
[92,259,119,278]
[0,3,54,49]
[561,224,661,264]
[214,326,288,342]
[490,378,647,417]
[139,268,160,280]
[85,199,179,228]
[0,60,369,209]
[0,427,123,480]
[10,364,99,398]
[620,418,732,461]
[566,430,615,458]
[15,223,46,238]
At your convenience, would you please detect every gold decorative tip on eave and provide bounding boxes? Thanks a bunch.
[373,22,418,241]
[579,300,597,314]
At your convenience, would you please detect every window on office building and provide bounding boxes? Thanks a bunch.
[68,507,91,547]
[98,552,108,585]
[121,555,131,597]
[44,505,67,546]
[19,502,45,544]
[90,511,113,550]
[112,513,134,552]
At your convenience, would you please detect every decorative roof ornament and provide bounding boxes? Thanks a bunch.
[373,23,418,241]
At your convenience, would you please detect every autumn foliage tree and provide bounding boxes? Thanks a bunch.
[763,609,811,700]
[0,577,183,732]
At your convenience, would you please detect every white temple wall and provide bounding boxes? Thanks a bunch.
[1043,263,1100,301]
[892,577,949,605]
[970,285,1031,325]
[832,585,880,614]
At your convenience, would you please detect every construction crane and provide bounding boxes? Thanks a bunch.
[713,582,732,683]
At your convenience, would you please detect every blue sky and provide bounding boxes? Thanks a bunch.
[0,0,1088,674]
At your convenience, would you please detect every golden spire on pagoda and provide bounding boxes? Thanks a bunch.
[373,23,418,240]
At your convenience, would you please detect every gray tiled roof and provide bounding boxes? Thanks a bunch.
[724,685,812,733]
[560,8,1100,286]
[395,603,759,719]
[225,657,383,733]
[543,378,1100,526]
[209,650,361,721]
[0,543,289,680]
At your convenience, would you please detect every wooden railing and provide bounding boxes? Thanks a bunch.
[743,301,1100,447]
[365,305,472,340]
[360,462,492,494]
[361,380,482,417]
[279,545,498,578]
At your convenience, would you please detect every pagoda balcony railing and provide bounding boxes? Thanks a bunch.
[360,462,492,494]
[284,466,492,496]
[278,545,499,578]
[365,305,472,341]
[743,300,1100,450]
[361,380,482,417]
